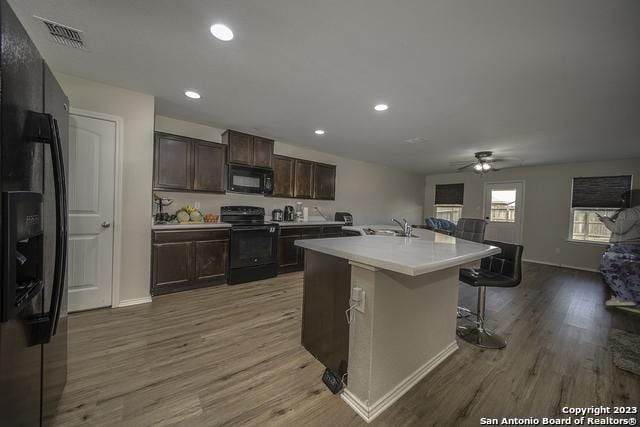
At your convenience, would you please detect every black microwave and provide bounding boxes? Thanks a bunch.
[227,164,273,195]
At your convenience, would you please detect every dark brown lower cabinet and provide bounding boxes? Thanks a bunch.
[152,241,193,290]
[301,250,351,377]
[277,225,355,273]
[194,240,228,284]
[152,229,229,295]
[278,235,300,271]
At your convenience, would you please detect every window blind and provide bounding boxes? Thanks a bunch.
[435,183,464,205]
[571,175,632,208]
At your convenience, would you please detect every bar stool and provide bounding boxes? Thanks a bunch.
[452,218,487,318]
[452,218,487,243]
[456,240,523,349]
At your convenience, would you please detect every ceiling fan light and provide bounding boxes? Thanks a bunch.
[482,163,491,171]
[474,163,483,172]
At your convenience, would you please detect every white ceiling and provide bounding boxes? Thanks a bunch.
[10,0,640,174]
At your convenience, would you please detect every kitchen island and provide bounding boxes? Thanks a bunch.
[295,226,499,422]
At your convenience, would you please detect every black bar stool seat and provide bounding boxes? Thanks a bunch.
[457,240,524,349]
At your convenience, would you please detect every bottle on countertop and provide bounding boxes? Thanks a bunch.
[295,201,304,222]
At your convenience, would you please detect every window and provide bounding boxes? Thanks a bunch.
[435,205,462,224]
[489,189,516,223]
[569,175,632,243]
[571,209,618,242]
[434,183,464,224]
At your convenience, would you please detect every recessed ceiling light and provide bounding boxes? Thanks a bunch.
[210,23,234,41]
[374,103,389,112]
[314,129,325,135]
[184,90,201,99]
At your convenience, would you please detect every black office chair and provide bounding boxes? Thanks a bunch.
[456,240,524,349]
[452,218,487,243]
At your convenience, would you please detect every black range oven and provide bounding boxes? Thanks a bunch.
[221,206,279,285]
[227,164,273,195]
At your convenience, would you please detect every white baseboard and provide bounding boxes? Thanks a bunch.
[523,258,599,273]
[116,296,152,308]
[341,341,458,423]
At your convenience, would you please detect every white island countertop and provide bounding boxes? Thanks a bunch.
[295,225,500,276]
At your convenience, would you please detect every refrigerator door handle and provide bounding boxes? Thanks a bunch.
[25,111,67,342]
[47,115,68,337]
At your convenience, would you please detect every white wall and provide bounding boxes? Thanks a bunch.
[155,116,425,225]
[55,73,155,304]
[424,159,640,271]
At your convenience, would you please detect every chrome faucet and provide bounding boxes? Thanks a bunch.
[392,218,413,237]
[314,206,329,221]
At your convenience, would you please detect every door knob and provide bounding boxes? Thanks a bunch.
[101,221,111,228]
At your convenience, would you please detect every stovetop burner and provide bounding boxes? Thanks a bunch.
[220,206,274,226]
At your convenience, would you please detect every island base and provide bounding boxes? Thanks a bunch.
[301,250,461,423]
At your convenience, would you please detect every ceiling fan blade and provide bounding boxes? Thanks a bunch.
[456,162,477,171]
[491,158,523,169]
[450,160,476,166]
[489,156,521,162]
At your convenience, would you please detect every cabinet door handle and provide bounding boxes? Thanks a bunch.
[101,221,111,228]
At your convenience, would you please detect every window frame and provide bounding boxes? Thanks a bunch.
[567,175,633,244]
[433,204,463,225]
[567,207,619,244]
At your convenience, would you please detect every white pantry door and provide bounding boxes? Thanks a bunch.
[483,181,525,244]
[67,113,116,311]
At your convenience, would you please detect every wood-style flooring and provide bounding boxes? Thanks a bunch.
[52,263,640,426]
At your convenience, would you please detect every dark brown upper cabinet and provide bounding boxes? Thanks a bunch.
[294,159,315,198]
[223,129,274,168]
[153,132,226,193]
[253,136,274,168]
[154,133,192,190]
[193,142,225,192]
[272,155,294,198]
[313,163,336,200]
[270,155,336,200]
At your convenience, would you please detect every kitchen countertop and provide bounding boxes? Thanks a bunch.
[273,220,347,227]
[152,222,232,230]
[295,225,500,276]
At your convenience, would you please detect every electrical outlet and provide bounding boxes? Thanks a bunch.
[350,287,366,313]
[555,247,560,254]
[354,290,366,313]
[194,201,201,210]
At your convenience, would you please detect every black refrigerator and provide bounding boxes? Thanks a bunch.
[0,1,69,426]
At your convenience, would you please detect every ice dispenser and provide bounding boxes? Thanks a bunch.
[1,191,43,322]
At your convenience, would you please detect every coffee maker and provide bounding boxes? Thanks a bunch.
[284,205,295,221]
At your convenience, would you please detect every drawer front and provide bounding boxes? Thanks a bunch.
[321,226,343,235]
[300,227,322,236]
[279,227,305,237]
[153,229,230,243]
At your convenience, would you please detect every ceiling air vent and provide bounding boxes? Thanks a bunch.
[36,17,86,49]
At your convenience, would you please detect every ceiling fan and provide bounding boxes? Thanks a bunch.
[451,151,521,174]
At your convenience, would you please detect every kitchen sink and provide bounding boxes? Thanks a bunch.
[362,228,418,237]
